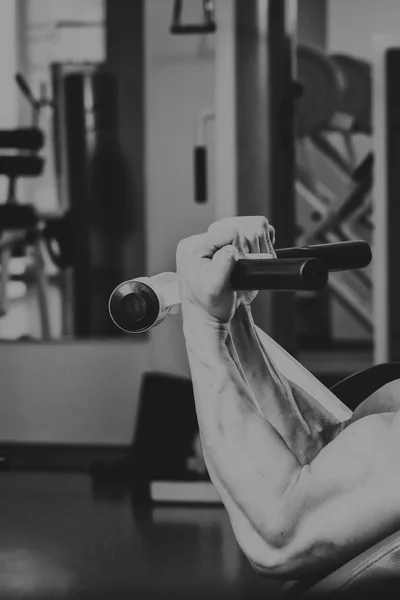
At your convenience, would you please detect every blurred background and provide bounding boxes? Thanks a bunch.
[1,3,400,598]
[0,0,396,456]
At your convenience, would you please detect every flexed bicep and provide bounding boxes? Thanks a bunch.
[267,414,400,579]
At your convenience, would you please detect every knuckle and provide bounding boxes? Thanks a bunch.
[207,221,218,233]
[208,217,232,231]
[245,217,269,239]
[208,216,272,248]
[176,238,187,254]
[249,234,259,246]
[176,237,191,259]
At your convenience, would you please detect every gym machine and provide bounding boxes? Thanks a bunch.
[295,45,374,338]
[39,63,134,338]
[52,65,130,338]
[189,12,375,348]
[0,66,131,340]
[373,38,400,364]
[0,74,55,339]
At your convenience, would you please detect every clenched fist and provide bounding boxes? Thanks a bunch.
[176,216,276,326]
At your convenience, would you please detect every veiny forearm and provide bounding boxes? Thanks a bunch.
[230,305,345,461]
[183,315,303,547]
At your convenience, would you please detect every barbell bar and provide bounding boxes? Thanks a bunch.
[109,241,371,334]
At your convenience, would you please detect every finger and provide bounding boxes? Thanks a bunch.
[265,228,277,258]
[211,245,239,287]
[176,235,216,280]
[267,239,277,258]
[259,231,269,254]
[257,217,276,255]
[196,233,219,258]
[245,235,261,254]
[269,225,276,246]
[208,222,238,252]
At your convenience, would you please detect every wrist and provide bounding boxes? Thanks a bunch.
[233,302,253,322]
[231,303,255,333]
[182,302,230,340]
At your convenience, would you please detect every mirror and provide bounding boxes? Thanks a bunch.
[0,0,139,341]
[0,0,377,346]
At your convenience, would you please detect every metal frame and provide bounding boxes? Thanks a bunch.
[372,36,400,363]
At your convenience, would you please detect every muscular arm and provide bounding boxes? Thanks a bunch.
[183,312,400,579]
[230,304,346,462]
[183,313,305,563]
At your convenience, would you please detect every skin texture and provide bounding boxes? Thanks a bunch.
[176,216,400,580]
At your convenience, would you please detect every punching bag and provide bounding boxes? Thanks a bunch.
[63,68,133,337]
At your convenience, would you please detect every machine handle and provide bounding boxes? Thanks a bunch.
[231,257,327,291]
[275,240,371,272]
[0,128,44,151]
[108,257,328,334]
[194,146,207,203]
[108,241,372,334]
[170,0,217,34]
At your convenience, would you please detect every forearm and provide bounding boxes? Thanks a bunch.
[183,312,304,548]
[230,305,347,460]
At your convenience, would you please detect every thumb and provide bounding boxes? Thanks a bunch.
[211,245,239,285]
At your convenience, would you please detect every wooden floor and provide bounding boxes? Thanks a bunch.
[0,471,284,600]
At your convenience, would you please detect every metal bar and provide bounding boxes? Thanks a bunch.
[372,39,400,362]
[0,243,11,316]
[31,236,51,340]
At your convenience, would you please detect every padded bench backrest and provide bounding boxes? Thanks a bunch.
[284,529,400,597]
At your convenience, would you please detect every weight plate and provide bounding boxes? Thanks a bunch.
[296,45,346,138]
[331,54,372,134]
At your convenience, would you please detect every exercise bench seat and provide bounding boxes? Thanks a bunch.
[284,528,400,598]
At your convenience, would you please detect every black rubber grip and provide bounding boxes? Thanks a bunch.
[171,24,216,34]
[0,128,44,150]
[0,205,38,230]
[108,257,328,334]
[108,241,372,333]
[194,146,207,203]
[275,241,372,272]
[231,257,328,291]
[0,156,44,178]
